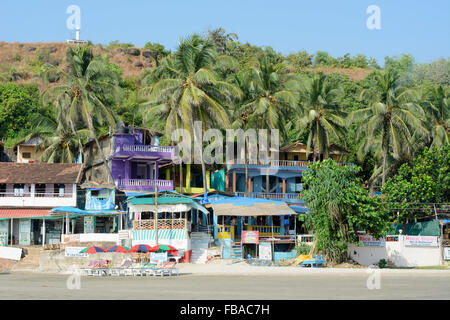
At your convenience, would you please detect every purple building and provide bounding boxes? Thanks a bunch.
[82,126,175,193]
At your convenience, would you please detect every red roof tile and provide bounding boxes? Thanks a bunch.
[0,163,83,184]
[0,208,50,218]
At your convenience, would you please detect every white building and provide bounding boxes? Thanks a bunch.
[0,163,83,246]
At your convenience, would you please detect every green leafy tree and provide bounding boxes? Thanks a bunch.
[382,145,450,222]
[141,34,242,193]
[302,159,390,263]
[349,69,427,186]
[0,83,39,138]
[42,44,121,180]
[295,74,346,160]
[423,86,449,147]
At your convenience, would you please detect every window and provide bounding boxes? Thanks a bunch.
[91,190,99,197]
[54,184,65,197]
[22,152,31,159]
[0,184,5,197]
[13,184,25,197]
[36,184,46,197]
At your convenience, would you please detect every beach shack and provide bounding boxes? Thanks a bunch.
[0,162,82,246]
[126,191,210,262]
[207,197,298,262]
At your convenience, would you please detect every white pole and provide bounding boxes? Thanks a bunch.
[42,217,46,247]
[10,218,13,246]
[66,212,70,234]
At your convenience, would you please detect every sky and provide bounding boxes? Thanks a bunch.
[0,0,449,65]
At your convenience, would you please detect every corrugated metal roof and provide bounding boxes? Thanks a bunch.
[0,208,50,218]
[211,197,296,216]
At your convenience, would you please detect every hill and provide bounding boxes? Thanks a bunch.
[0,42,373,92]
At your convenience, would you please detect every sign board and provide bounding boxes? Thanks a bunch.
[150,252,168,264]
[404,235,438,247]
[259,241,272,260]
[65,247,89,258]
[358,235,385,247]
[0,233,8,246]
[19,219,31,246]
[242,231,259,244]
[63,234,80,243]
[84,216,95,233]
[444,247,450,261]
[0,246,22,261]
[0,220,8,246]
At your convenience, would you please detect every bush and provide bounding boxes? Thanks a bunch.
[296,244,311,256]
[378,259,387,268]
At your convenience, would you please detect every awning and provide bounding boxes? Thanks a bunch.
[0,208,50,219]
[51,207,125,216]
[210,197,297,216]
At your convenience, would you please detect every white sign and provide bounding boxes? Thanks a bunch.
[19,219,31,246]
[65,247,88,258]
[404,235,438,247]
[359,235,385,247]
[259,241,272,260]
[0,246,22,261]
[443,247,450,261]
[150,252,168,264]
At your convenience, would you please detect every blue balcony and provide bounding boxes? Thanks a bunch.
[234,191,304,204]
[227,159,353,172]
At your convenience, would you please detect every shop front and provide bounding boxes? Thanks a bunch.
[209,197,298,261]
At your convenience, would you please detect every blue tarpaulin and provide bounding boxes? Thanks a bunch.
[51,207,124,216]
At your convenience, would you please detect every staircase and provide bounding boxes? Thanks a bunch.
[230,242,243,261]
[190,232,210,264]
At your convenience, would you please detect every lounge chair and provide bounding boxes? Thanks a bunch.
[298,255,326,268]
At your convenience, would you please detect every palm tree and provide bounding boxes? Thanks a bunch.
[423,86,449,148]
[42,44,121,181]
[349,69,427,186]
[26,113,89,163]
[295,74,346,161]
[142,34,242,194]
[238,57,296,194]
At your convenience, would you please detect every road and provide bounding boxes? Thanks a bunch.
[0,269,449,299]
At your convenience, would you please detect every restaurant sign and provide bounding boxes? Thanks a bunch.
[259,241,272,260]
[358,235,385,247]
[150,252,168,264]
[404,235,438,247]
[65,247,89,258]
[242,231,259,244]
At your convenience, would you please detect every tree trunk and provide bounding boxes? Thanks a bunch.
[179,162,183,194]
[382,147,387,186]
[245,136,248,193]
[93,136,115,184]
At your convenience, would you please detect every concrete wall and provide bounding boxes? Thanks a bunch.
[348,236,442,267]
[60,233,120,244]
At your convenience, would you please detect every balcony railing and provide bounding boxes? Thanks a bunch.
[117,179,174,191]
[133,218,186,230]
[0,192,72,198]
[227,159,353,168]
[235,192,303,201]
[122,144,174,153]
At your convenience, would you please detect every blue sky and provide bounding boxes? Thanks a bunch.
[1,0,449,65]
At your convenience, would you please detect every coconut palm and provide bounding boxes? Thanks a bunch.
[423,86,449,148]
[142,34,242,194]
[295,74,346,161]
[24,113,89,163]
[233,58,297,193]
[349,69,427,185]
[41,45,121,181]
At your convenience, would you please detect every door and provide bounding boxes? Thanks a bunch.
[136,163,147,179]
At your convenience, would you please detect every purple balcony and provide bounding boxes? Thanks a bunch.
[117,179,174,192]
[113,144,174,162]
